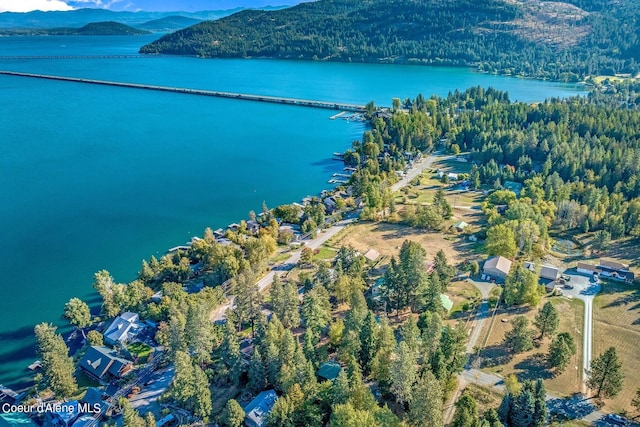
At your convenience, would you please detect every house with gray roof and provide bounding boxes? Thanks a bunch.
[244,390,278,427]
[483,256,512,280]
[78,346,133,381]
[103,312,141,346]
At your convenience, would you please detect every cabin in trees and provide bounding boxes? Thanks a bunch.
[317,361,342,382]
[482,256,512,281]
[104,312,142,346]
[78,346,133,381]
[244,389,278,427]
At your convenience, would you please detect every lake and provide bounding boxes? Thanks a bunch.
[0,34,586,387]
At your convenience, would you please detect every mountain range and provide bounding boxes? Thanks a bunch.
[0,6,288,31]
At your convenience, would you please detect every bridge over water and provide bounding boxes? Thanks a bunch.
[0,70,367,112]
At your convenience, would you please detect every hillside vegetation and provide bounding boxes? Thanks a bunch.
[139,0,639,81]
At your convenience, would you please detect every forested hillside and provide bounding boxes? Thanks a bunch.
[139,0,639,81]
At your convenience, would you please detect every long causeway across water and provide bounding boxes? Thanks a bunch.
[0,70,366,112]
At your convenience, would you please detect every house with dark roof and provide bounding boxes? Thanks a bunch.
[598,259,635,282]
[317,361,342,382]
[78,346,133,381]
[246,220,261,235]
[44,401,81,427]
[482,256,512,280]
[244,390,278,427]
[103,312,141,346]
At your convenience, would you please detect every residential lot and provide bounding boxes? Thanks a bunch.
[479,296,585,397]
[593,279,640,413]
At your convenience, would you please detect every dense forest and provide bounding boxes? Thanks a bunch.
[345,80,640,254]
[139,0,639,81]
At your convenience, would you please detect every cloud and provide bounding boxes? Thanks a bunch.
[0,0,74,12]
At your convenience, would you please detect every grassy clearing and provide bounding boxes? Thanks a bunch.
[592,280,640,413]
[314,246,337,261]
[128,342,153,360]
[448,279,482,316]
[337,221,475,265]
[479,296,584,397]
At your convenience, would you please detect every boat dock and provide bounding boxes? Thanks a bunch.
[0,384,24,403]
[329,111,348,120]
[28,360,42,371]
[0,71,367,112]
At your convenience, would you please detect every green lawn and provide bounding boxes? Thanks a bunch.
[128,342,153,360]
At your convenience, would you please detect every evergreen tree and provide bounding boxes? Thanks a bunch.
[586,347,624,398]
[409,370,443,427]
[247,347,267,394]
[433,249,456,289]
[144,412,156,427]
[433,188,453,220]
[301,285,331,337]
[221,399,245,427]
[452,393,480,427]
[332,370,350,405]
[119,398,144,427]
[370,318,396,390]
[533,301,559,339]
[230,271,263,332]
[504,316,534,353]
[63,297,91,328]
[359,311,379,375]
[34,323,77,398]
[390,341,417,405]
[219,320,244,385]
[547,332,576,372]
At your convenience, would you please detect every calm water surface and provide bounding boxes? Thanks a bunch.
[0,35,586,387]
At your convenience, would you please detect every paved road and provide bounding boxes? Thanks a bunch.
[211,218,356,322]
[391,152,448,192]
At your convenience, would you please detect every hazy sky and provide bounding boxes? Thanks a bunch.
[0,0,299,12]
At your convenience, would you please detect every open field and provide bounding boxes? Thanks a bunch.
[330,221,477,265]
[593,280,640,413]
[479,296,584,397]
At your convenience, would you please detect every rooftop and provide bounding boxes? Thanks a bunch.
[244,390,278,427]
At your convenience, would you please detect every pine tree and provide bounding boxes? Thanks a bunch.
[370,318,396,390]
[34,323,77,398]
[119,398,144,427]
[533,301,559,339]
[504,316,533,353]
[452,393,479,427]
[547,332,576,372]
[144,412,155,427]
[409,370,443,427]
[359,311,379,375]
[247,347,267,394]
[390,341,417,405]
[332,370,350,405]
[191,363,213,421]
[221,399,245,427]
[586,347,624,398]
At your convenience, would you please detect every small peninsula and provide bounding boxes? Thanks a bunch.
[139,0,639,81]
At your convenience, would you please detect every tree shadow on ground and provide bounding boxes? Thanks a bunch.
[513,352,553,381]
[480,343,513,367]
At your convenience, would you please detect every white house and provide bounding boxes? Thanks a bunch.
[103,312,141,346]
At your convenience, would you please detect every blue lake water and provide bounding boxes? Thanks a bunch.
[0,34,586,387]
